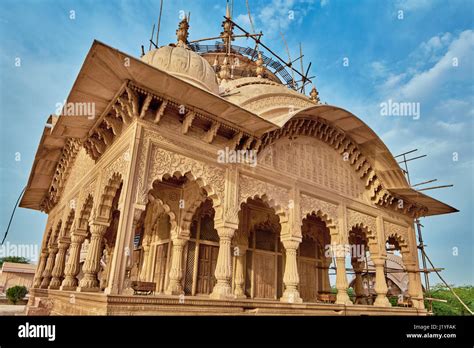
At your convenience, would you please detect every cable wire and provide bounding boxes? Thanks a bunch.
[1,186,26,245]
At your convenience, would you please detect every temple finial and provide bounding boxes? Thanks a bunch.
[176,15,190,47]
[310,86,320,103]
[221,1,234,53]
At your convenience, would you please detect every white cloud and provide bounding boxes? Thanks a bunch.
[435,120,465,133]
[399,30,474,101]
[235,13,251,27]
[395,0,434,11]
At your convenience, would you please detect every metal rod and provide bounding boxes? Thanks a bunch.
[412,179,437,187]
[394,149,418,158]
[416,219,432,312]
[417,184,454,192]
[149,24,155,51]
[156,0,163,47]
[397,154,427,164]
[225,16,312,85]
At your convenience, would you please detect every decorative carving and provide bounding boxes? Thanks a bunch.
[138,144,225,210]
[384,221,409,250]
[347,209,377,238]
[182,111,196,134]
[238,174,289,215]
[260,137,365,200]
[300,194,338,227]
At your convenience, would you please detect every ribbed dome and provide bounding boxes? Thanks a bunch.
[142,45,219,94]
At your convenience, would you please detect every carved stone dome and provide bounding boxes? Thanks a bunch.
[141,45,219,94]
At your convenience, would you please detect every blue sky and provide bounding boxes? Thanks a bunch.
[0,0,472,286]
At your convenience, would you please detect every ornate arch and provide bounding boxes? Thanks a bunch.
[49,220,63,247]
[75,194,94,233]
[238,174,290,221]
[146,193,178,235]
[385,221,409,253]
[59,209,76,239]
[300,194,338,228]
[138,145,224,216]
[94,172,122,222]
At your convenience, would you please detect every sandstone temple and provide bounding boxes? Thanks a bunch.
[21,8,457,315]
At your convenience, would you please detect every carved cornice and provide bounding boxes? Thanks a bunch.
[40,139,81,212]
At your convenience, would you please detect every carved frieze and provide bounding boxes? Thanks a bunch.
[260,137,365,200]
[300,194,338,227]
[384,221,409,248]
[347,209,377,238]
[238,174,289,215]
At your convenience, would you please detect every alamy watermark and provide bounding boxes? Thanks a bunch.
[0,242,39,262]
[380,99,420,120]
[217,146,257,167]
[55,100,96,120]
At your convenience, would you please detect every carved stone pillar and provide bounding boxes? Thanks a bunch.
[40,246,59,288]
[233,244,247,298]
[49,240,70,289]
[211,227,235,299]
[372,256,391,307]
[405,261,424,309]
[77,223,108,292]
[33,250,48,288]
[335,249,352,305]
[61,233,87,290]
[351,259,367,305]
[321,257,332,293]
[138,244,151,281]
[165,237,187,295]
[280,239,303,303]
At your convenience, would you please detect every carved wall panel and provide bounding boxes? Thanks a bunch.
[136,137,225,211]
[384,221,409,250]
[347,209,377,238]
[300,194,338,227]
[238,175,289,216]
[259,137,366,200]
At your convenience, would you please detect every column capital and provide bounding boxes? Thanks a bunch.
[89,222,109,236]
[215,226,235,240]
[281,238,301,251]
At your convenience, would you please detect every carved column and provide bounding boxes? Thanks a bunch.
[405,260,424,309]
[78,222,108,292]
[335,246,352,305]
[165,237,187,295]
[280,238,303,303]
[211,227,235,299]
[233,244,247,298]
[40,245,59,288]
[61,233,87,290]
[138,244,151,281]
[321,257,332,293]
[49,240,70,289]
[372,256,391,307]
[351,259,367,304]
[33,250,48,288]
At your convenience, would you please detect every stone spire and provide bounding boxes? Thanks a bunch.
[221,2,234,53]
[176,14,190,47]
[309,86,320,103]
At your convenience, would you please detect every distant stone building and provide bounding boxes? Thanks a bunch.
[21,7,456,315]
[0,262,36,293]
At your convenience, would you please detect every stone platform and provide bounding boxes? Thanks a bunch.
[26,289,427,316]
